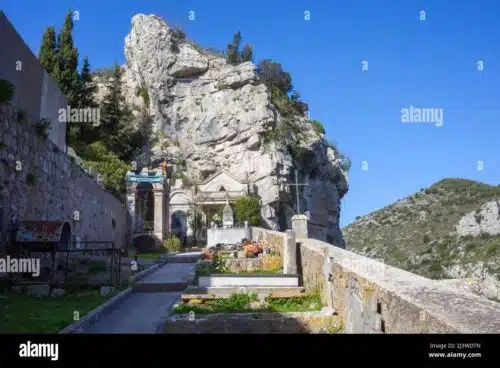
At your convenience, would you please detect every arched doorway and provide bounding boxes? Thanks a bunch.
[136,182,154,232]
[58,222,71,250]
[171,210,187,246]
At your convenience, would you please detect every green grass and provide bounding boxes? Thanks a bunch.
[172,292,322,315]
[136,248,166,260]
[0,290,118,333]
[265,293,322,312]
[196,266,282,276]
[328,326,345,334]
[87,260,107,274]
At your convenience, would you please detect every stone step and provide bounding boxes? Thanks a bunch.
[184,286,305,297]
[132,282,187,293]
[181,289,306,301]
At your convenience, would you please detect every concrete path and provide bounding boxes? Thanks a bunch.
[133,263,196,292]
[82,253,200,334]
[83,291,180,333]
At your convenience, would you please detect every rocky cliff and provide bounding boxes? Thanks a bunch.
[94,14,348,246]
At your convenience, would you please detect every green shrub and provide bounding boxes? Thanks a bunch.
[34,118,51,138]
[81,141,131,197]
[340,155,352,172]
[163,234,182,252]
[233,196,261,226]
[138,88,150,106]
[311,120,325,135]
[0,79,15,104]
[16,109,27,123]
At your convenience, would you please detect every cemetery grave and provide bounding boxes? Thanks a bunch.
[165,291,343,333]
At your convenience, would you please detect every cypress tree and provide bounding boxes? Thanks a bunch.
[54,10,79,106]
[77,57,97,108]
[226,31,242,65]
[68,56,99,145]
[38,26,57,74]
[240,44,253,63]
[100,64,137,160]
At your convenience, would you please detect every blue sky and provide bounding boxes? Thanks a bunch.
[2,0,499,228]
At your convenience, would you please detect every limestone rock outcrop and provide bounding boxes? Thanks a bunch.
[94,14,348,245]
[456,200,500,238]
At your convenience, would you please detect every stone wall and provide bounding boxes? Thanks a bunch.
[250,227,285,268]
[0,11,67,151]
[298,237,500,333]
[299,244,329,305]
[0,105,128,248]
[164,311,341,333]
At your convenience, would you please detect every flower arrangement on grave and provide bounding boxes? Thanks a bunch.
[202,247,215,260]
[242,240,267,258]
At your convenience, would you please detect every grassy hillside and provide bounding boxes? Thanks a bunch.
[343,179,500,286]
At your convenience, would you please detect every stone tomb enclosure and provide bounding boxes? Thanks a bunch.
[164,310,342,334]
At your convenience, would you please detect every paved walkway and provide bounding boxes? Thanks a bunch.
[137,263,195,284]
[82,254,199,334]
[83,291,181,333]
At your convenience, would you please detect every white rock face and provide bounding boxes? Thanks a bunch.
[94,13,348,245]
[456,201,500,237]
[443,263,500,301]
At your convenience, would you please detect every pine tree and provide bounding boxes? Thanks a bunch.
[226,31,254,65]
[226,31,242,65]
[54,10,79,106]
[38,26,57,74]
[100,64,137,160]
[240,44,253,63]
[77,57,97,108]
[68,56,99,146]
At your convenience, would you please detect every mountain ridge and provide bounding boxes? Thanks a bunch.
[343,178,500,301]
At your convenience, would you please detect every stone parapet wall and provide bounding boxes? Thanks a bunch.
[250,227,285,269]
[0,105,128,248]
[298,238,500,333]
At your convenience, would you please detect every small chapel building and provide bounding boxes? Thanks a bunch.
[126,165,250,248]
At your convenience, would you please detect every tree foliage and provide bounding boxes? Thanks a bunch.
[226,31,253,65]
[256,60,293,95]
[53,10,79,106]
[38,26,57,74]
[99,64,143,161]
[0,79,15,104]
[68,56,99,146]
[311,120,325,135]
[82,141,131,196]
[233,196,261,226]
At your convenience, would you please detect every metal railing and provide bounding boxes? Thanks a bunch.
[7,241,121,289]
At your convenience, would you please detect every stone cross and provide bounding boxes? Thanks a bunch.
[283,169,309,214]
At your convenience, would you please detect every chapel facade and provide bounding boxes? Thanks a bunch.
[125,164,250,248]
